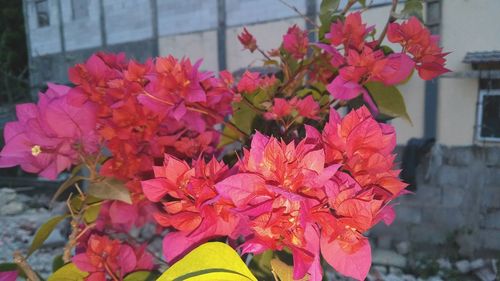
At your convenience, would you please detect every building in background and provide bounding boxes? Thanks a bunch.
[20,0,500,254]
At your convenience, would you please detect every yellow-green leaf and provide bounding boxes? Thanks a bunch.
[51,175,85,203]
[123,271,159,281]
[52,255,65,272]
[48,263,88,281]
[27,215,68,257]
[158,242,258,281]
[365,82,413,124]
[83,202,102,224]
[270,258,309,281]
[219,91,267,147]
[88,178,132,204]
[401,0,424,19]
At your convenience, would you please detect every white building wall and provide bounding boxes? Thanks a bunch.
[28,0,62,56]
[60,0,102,52]
[157,0,218,36]
[225,0,306,27]
[104,0,153,45]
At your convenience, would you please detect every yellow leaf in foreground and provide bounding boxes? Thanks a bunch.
[157,242,257,281]
[270,258,309,281]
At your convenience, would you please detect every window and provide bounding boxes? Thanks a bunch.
[477,86,500,142]
[72,0,90,19]
[35,0,50,27]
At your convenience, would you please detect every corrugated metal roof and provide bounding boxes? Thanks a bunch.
[463,51,500,64]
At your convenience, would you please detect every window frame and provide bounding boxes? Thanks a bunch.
[476,89,500,142]
[35,0,50,28]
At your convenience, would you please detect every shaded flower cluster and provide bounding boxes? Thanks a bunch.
[68,53,234,181]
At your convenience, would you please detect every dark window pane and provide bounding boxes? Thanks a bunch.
[36,0,50,27]
[427,1,441,25]
[480,79,500,90]
[480,94,500,139]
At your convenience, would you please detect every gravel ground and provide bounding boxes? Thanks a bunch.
[0,187,497,281]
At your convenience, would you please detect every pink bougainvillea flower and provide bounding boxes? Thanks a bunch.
[264,96,320,121]
[238,27,258,52]
[264,98,293,120]
[73,234,137,280]
[0,84,98,180]
[326,12,374,51]
[236,71,262,93]
[216,132,341,280]
[292,95,320,120]
[283,24,309,60]
[326,47,414,113]
[387,17,450,80]
[307,106,406,199]
[141,154,242,262]
[0,271,18,281]
[140,56,208,118]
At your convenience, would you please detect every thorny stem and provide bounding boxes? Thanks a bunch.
[63,216,80,263]
[63,191,94,263]
[104,261,120,281]
[279,55,321,96]
[257,47,272,61]
[376,0,398,47]
[278,0,319,29]
[13,251,40,281]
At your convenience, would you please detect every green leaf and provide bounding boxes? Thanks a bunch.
[219,91,268,147]
[248,250,274,280]
[270,258,309,281]
[48,263,88,281]
[52,255,65,272]
[124,271,159,281]
[365,82,412,124]
[320,0,340,17]
[88,178,132,204]
[51,175,85,203]
[0,263,17,272]
[83,202,102,224]
[27,215,68,257]
[357,0,367,7]
[401,0,424,19]
[158,242,257,281]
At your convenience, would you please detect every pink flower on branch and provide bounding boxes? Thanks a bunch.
[388,17,450,80]
[0,84,98,180]
[238,27,258,53]
[283,24,309,60]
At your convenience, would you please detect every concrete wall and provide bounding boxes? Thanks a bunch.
[372,145,500,254]
[60,0,102,52]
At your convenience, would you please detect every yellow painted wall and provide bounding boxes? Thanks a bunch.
[437,0,500,146]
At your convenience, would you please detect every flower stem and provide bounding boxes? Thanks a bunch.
[376,0,398,47]
[13,251,40,281]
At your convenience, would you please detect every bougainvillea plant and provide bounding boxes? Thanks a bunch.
[0,0,449,280]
